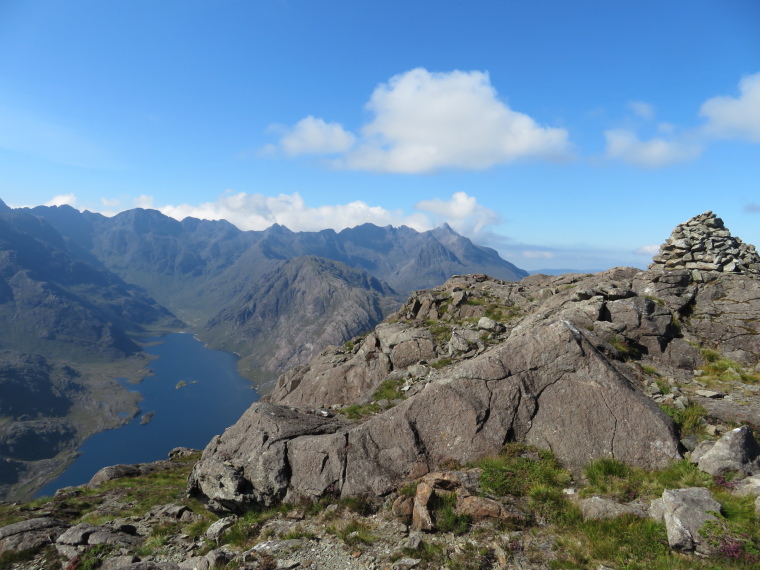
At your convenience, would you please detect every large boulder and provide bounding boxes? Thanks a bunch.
[696,426,760,477]
[189,317,680,513]
[661,487,722,555]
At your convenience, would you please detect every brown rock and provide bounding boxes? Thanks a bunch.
[411,481,434,531]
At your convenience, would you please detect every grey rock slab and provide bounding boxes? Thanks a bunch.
[56,523,99,545]
[695,390,724,399]
[661,487,721,554]
[697,425,760,476]
[579,496,649,521]
[392,558,421,570]
[251,539,305,555]
[191,317,680,513]
[649,498,665,522]
[734,475,760,497]
[0,517,68,554]
[120,561,180,570]
[205,517,236,541]
[101,556,140,570]
[187,403,347,513]
[88,464,142,486]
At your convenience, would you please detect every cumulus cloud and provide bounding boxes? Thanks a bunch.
[268,68,572,173]
[700,72,760,142]
[133,195,155,209]
[635,244,660,255]
[628,101,655,120]
[604,129,703,168]
[45,193,77,207]
[121,190,502,246]
[414,192,501,236]
[156,191,431,233]
[277,116,356,156]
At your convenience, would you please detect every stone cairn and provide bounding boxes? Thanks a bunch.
[649,211,760,280]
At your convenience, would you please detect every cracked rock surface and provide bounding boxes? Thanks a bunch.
[190,213,760,514]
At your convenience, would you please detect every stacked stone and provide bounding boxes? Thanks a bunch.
[649,211,760,279]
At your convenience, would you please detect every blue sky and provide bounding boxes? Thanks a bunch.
[1,0,759,271]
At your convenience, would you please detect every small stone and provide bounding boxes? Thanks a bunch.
[393,557,422,570]
[695,389,724,399]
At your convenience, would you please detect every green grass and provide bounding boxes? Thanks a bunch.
[655,377,671,394]
[660,402,709,438]
[429,357,454,369]
[609,335,641,360]
[372,378,405,401]
[339,403,381,419]
[282,526,316,540]
[477,443,572,498]
[427,322,452,345]
[553,515,671,569]
[337,520,375,546]
[641,364,661,377]
[580,458,711,501]
[700,489,760,564]
[432,493,470,534]
[700,349,760,384]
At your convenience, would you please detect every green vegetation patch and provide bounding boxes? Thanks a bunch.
[431,493,470,535]
[553,515,671,569]
[660,402,709,438]
[609,335,641,361]
[700,349,760,384]
[580,458,711,501]
[339,403,381,419]
[372,378,405,401]
[336,520,375,546]
[477,443,572,498]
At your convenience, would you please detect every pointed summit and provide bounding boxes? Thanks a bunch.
[649,211,760,279]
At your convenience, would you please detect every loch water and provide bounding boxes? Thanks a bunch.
[37,333,259,497]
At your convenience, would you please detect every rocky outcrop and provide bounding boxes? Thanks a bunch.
[660,488,722,555]
[190,212,760,515]
[649,210,760,278]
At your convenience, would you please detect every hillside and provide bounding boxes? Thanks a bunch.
[2,211,760,569]
[0,206,184,501]
[28,205,527,382]
[0,200,528,501]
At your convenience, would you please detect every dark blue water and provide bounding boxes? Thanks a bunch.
[36,333,258,497]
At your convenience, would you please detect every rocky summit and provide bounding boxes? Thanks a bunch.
[3,212,760,569]
[649,210,760,279]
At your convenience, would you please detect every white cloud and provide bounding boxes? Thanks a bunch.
[700,72,760,142]
[133,195,155,209]
[45,193,77,207]
[155,191,431,233]
[522,250,555,259]
[278,116,356,156]
[101,197,121,207]
[121,190,503,244]
[628,101,655,120]
[635,245,660,255]
[414,192,501,236]
[268,68,572,173]
[745,203,760,213]
[604,129,702,168]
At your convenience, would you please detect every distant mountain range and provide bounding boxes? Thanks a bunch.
[0,197,527,499]
[22,202,527,378]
